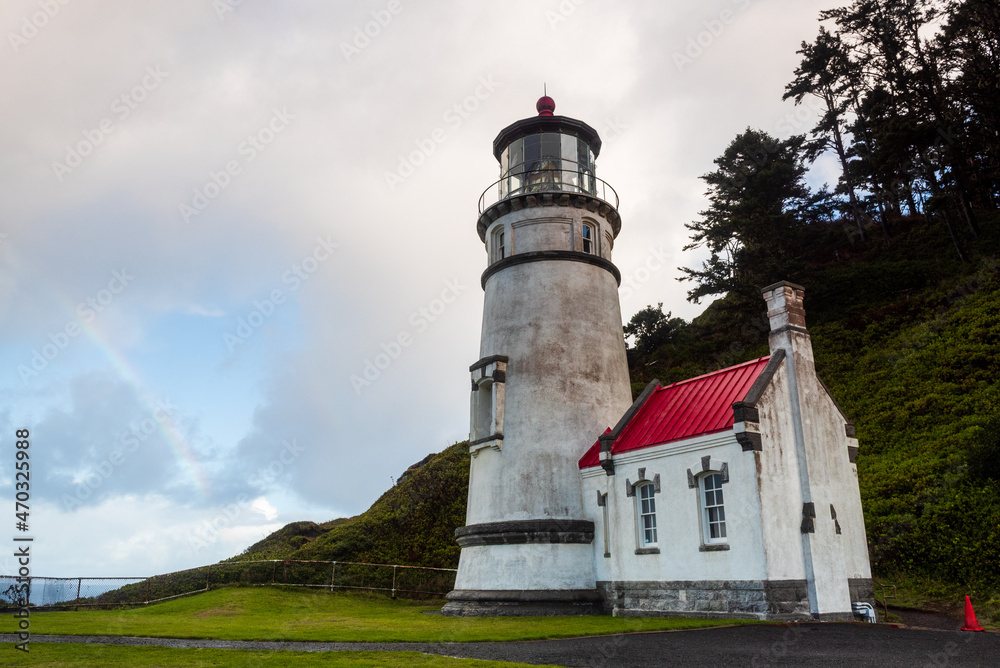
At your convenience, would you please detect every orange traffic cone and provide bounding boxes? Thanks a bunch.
[960,595,985,632]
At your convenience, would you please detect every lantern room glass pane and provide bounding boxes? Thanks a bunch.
[561,134,577,164]
[497,131,604,201]
[507,139,523,176]
[540,133,560,159]
[523,135,540,167]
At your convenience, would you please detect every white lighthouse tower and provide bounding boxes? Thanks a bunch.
[443,96,633,615]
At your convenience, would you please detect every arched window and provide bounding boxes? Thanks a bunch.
[491,226,506,262]
[581,222,595,254]
[701,473,727,544]
[637,483,657,546]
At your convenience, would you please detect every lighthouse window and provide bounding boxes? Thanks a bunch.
[637,483,658,546]
[701,473,727,543]
[492,226,506,262]
[582,223,595,254]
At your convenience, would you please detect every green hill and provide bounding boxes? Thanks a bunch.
[214,213,998,613]
[627,212,1000,608]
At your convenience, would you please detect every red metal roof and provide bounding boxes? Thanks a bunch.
[579,356,771,469]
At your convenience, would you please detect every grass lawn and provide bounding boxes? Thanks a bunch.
[4,643,558,667]
[26,587,757,643]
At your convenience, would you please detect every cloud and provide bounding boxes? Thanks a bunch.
[0,0,843,577]
[251,496,278,521]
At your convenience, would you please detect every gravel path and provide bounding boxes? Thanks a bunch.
[4,624,999,667]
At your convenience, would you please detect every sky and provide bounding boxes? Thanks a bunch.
[0,0,846,578]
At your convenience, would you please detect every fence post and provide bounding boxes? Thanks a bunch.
[392,565,397,599]
[75,578,82,611]
[330,562,336,592]
[145,577,150,604]
[206,565,211,592]
[271,561,277,585]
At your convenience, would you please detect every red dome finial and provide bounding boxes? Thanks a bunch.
[536,92,555,117]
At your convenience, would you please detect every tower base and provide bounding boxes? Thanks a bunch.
[441,589,603,616]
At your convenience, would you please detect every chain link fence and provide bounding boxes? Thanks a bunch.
[0,560,456,610]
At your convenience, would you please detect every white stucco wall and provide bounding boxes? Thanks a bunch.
[581,432,769,584]
[754,363,809,582]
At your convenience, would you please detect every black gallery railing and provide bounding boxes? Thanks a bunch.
[479,169,619,214]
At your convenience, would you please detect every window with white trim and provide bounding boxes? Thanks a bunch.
[701,473,727,543]
[637,483,657,546]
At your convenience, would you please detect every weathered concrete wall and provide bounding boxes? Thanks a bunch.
[754,364,809,582]
[456,203,632,596]
[762,282,873,618]
[453,543,599,591]
[486,209,617,260]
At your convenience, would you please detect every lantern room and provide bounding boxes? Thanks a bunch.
[480,96,616,212]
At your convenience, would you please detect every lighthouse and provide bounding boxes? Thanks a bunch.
[443,97,633,615]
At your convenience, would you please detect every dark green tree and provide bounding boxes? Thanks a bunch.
[938,0,1000,211]
[623,303,685,354]
[679,129,815,303]
[785,26,870,241]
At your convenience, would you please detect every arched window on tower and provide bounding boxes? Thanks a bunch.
[582,222,595,255]
[491,226,506,262]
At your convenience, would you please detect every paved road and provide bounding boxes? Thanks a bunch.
[5,624,999,667]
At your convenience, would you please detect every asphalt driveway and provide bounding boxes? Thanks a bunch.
[5,623,999,667]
